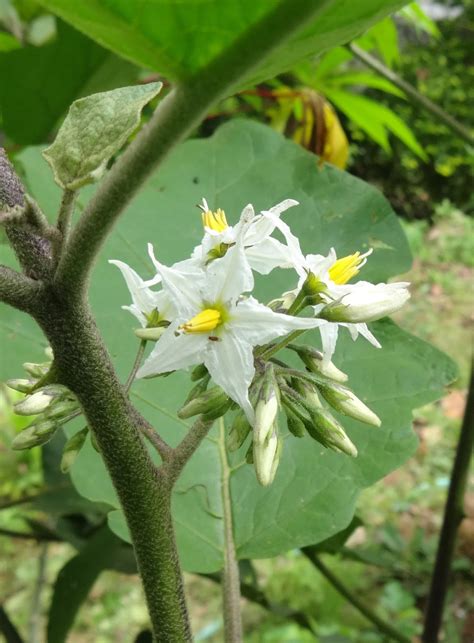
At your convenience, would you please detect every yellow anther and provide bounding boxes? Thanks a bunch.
[329,250,371,285]
[180,308,222,333]
[201,207,229,233]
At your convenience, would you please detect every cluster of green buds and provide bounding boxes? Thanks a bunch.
[6,349,81,453]
[176,346,380,487]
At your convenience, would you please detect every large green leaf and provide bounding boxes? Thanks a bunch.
[0,20,138,145]
[0,120,456,573]
[37,0,407,85]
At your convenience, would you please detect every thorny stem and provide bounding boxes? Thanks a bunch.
[303,550,411,643]
[218,418,243,642]
[348,43,474,146]
[422,364,474,643]
[168,416,215,483]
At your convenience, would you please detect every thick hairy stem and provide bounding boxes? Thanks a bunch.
[33,293,190,642]
[54,0,334,294]
[0,265,42,313]
[348,43,474,146]
[218,418,243,642]
[303,550,411,643]
[422,365,474,643]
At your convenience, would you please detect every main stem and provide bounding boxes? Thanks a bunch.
[33,292,191,642]
[422,364,474,643]
[218,418,243,642]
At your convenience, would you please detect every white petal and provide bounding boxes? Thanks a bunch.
[351,323,382,349]
[147,243,204,316]
[137,323,209,378]
[263,213,307,278]
[109,260,159,325]
[230,297,323,346]
[318,322,339,363]
[245,238,294,274]
[204,330,255,424]
[205,238,253,304]
[244,199,298,246]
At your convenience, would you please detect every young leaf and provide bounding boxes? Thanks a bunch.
[42,82,162,189]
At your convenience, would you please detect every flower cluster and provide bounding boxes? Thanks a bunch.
[111,198,410,485]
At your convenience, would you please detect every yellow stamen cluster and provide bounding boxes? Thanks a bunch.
[329,251,368,285]
[201,208,228,233]
[180,308,222,334]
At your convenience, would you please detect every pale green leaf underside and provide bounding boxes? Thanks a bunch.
[0,121,456,572]
[42,82,162,189]
[37,0,407,85]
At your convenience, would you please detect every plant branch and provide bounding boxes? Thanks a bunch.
[0,605,24,643]
[125,340,147,393]
[168,416,214,482]
[348,43,474,146]
[303,549,411,643]
[422,364,474,643]
[56,189,76,247]
[28,544,48,643]
[0,265,41,313]
[0,527,60,542]
[258,329,306,361]
[54,0,335,295]
[218,417,243,642]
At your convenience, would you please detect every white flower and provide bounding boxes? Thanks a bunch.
[192,198,298,274]
[137,232,322,423]
[263,213,384,361]
[320,281,411,323]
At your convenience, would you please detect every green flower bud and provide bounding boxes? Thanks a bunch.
[183,375,210,406]
[6,379,35,393]
[306,406,357,456]
[178,386,228,419]
[23,362,50,378]
[14,391,54,416]
[134,327,166,341]
[284,406,306,438]
[227,410,252,452]
[45,400,79,420]
[254,365,279,446]
[190,364,209,382]
[290,344,348,383]
[319,382,381,427]
[61,427,89,473]
[293,378,323,409]
[11,421,57,450]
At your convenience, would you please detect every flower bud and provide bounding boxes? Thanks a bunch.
[293,378,323,409]
[284,406,306,438]
[178,386,228,419]
[254,365,279,446]
[23,362,50,378]
[318,382,381,427]
[227,411,252,452]
[296,346,348,383]
[45,400,79,420]
[14,391,54,416]
[134,327,166,341]
[307,407,357,456]
[319,282,410,323]
[190,364,209,381]
[11,421,57,450]
[253,428,282,486]
[61,427,89,473]
[302,271,327,302]
[6,379,35,393]
[183,375,210,406]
